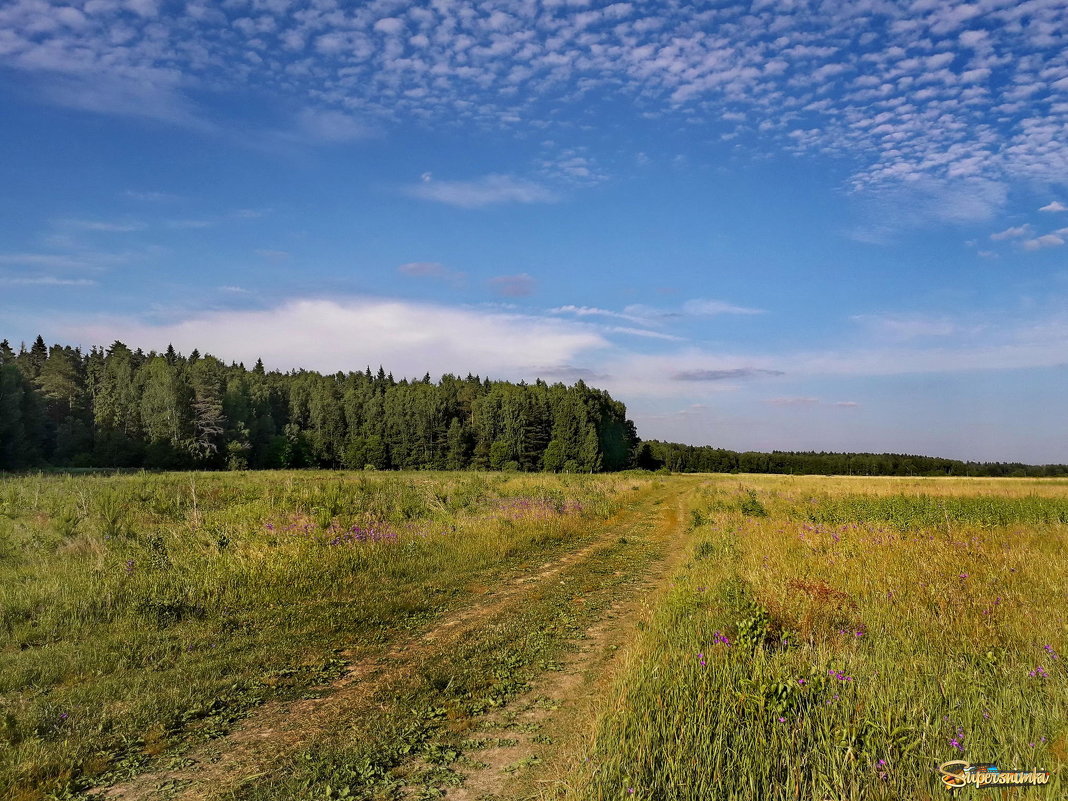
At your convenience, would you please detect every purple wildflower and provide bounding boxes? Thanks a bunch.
[1029,666,1048,679]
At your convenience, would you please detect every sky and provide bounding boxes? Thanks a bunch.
[1,0,1067,463]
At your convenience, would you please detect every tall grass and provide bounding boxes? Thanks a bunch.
[0,470,645,800]
[577,475,1067,800]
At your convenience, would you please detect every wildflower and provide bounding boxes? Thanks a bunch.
[982,710,991,719]
[797,678,806,686]
[778,716,786,723]
[125,559,135,574]
[876,758,889,781]
[1028,666,1048,679]
[59,712,68,720]
[959,573,969,579]
[265,523,274,530]
[712,631,731,646]
[950,738,963,752]
[828,669,853,682]
[1043,644,1059,659]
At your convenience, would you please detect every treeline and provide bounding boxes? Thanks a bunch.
[639,440,1068,478]
[0,337,637,472]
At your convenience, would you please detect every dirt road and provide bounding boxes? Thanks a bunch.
[94,478,700,801]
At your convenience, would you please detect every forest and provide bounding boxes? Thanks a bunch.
[1,336,1064,477]
[640,440,1068,478]
[0,337,636,472]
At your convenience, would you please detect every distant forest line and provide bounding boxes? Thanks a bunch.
[640,441,1068,478]
[1,336,1064,477]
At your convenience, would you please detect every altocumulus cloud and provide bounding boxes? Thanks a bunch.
[8,0,1068,204]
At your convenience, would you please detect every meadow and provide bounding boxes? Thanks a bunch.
[0,471,1065,800]
[569,475,1068,800]
[0,470,651,800]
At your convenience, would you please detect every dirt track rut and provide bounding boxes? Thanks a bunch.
[94,481,697,801]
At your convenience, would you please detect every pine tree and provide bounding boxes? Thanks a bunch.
[445,418,469,470]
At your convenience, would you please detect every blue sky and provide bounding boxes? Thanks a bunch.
[2,0,1067,463]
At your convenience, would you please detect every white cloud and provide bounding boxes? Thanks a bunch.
[59,297,607,380]
[990,224,1032,240]
[373,17,405,35]
[1022,234,1065,251]
[549,304,650,325]
[1039,201,1068,212]
[40,72,210,130]
[34,294,1068,427]
[405,174,558,208]
[682,298,765,316]
[604,326,684,341]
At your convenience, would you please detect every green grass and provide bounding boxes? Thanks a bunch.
[232,515,663,800]
[572,475,1067,801]
[0,470,650,800]
[7,471,1065,801]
